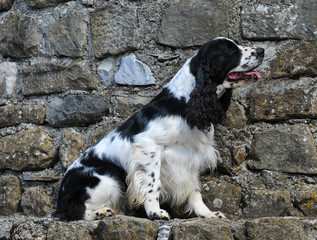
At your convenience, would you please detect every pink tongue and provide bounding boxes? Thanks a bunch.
[228,71,261,79]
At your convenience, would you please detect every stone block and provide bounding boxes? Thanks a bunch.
[157,0,229,47]
[59,129,86,169]
[91,6,140,58]
[0,0,14,11]
[24,0,73,9]
[0,220,13,239]
[294,186,317,216]
[95,215,160,240]
[248,124,317,174]
[0,127,57,171]
[48,14,88,57]
[12,222,46,240]
[0,13,43,58]
[97,57,115,85]
[0,176,21,216]
[171,218,234,240]
[116,94,152,118]
[21,187,51,217]
[0,62,18,97]
[46,95,110,127]
[202,181,242,215]
[23,61,98,96]
[223,101,247,129]
[245,217,305,240]
[47,221,92,240]
[270,43,317,79]
[0,104,46,128]
[242,190,293,218]
[115,55,155,86]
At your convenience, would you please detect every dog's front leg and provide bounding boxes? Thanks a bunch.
[127,144,170,220]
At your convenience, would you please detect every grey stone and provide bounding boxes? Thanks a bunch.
[202,181,242,215]
[0,104,46,128]
[24,0,73,9]
[297,0,317,40]
[0,127,57,171]
[245,217,305,240]
[47,221,92,240]
[59,129,86,169]
[171,218,234,240]
[0,62,18,97]
[157,0,229,47]
[0,0,13,12]
[248,124,317,174]
[48,14,88,57]
[115,55,155,86]
[97,57,115,85]
[116,93,152,118]
[0,13,43,58]
[242,190,293,218]
[294,185,317,216]
[91,6,140,58]
[21,187,51,217]
[223,101,247,129]
[95,215,160,240]
[46,95,110,127]
[0,176,21,216]
[12,222,46,240]
[23,61,98,96]
[270,43,317,79]
[0,221,13,239]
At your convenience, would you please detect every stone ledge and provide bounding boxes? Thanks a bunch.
[0,216,316,240]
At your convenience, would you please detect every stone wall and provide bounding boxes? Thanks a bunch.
[0,0,317,239]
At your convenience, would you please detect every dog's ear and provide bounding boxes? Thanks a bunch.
[186,62,230,130]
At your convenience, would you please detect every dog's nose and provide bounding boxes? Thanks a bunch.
[256,48,265,57]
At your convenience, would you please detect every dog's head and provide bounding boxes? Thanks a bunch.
[186,37,265,129]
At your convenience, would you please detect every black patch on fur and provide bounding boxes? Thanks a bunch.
[116,88,186,140]
[187,38,241,130]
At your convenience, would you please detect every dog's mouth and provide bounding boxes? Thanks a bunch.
[227,71,261,82]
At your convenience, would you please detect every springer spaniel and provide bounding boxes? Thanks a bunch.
[56,37,264,221]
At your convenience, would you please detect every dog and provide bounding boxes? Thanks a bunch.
[55,37,264,221]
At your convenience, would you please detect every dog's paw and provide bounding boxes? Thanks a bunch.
[92,207,116,220]
[148,209,170,220]
[199,211,226,219]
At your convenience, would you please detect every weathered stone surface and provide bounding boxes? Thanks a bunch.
[23,61,98,96]
[0,13,43,58]
[47,221,92,240]
[46,95,110,127]
[0,220,13,239]
[24,0,73,9]
[171,218,234,240]
[241,1,299,40]
[250,87,317,122]
[12,222,46,240]
[91,6,140,58]
[242,190,292,218]
[0,62,18,97]
[0,127,57,171]
[115,55,155,86]
[0,176,21,216]
[21,187,51,217]
[97,57,115,85]
[59,129,86,169]
[0,0,13,12]
[223,101,247,129]
[232,145,247,165]
[0,104,45,127]
[22,170,59,182]
[245,218,305,240]
[202,181,242,215]
[95,215,160,240]
[157,0,229,47]
[294,186,317,216]
[248,124,317,174]
[116,94,152,118]
[297,0,317,40]
[48,14,88,57]
[270,43,317,79]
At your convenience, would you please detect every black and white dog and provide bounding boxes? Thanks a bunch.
[56,37,264,221]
